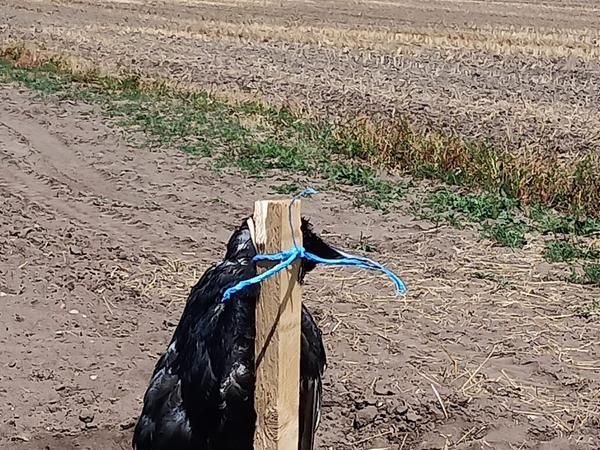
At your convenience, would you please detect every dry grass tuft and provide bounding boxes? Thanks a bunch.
[336,118,600,217]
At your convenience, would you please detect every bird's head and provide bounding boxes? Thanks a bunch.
[225,216,344,283]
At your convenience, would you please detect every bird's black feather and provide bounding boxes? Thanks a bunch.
[133,217,338,450]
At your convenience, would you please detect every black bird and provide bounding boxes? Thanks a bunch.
[132,217,344,450]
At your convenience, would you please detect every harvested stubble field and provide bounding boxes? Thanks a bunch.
[3,0,600,157]
[1,1,600,450]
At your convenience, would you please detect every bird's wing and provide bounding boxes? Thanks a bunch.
[132,340,193,450]
[133,224,259,450]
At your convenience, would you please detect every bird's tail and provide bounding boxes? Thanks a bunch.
[298,377,322,450]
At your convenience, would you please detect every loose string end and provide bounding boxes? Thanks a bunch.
[293,187,318,199]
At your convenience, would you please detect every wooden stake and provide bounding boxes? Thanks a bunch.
[253,199,302,450]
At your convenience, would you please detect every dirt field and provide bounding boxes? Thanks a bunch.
[1,81,600,449]
[1,1,600,449]
[2,0,600,156]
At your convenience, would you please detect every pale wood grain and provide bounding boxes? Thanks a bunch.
[253,199,302,450]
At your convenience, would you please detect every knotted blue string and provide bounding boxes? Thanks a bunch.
[222,188,407,301]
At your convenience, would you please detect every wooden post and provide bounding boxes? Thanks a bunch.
[253,199,302,450]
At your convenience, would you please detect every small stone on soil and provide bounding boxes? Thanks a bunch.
[354,405,378,429]
[79,409,94,424]
[120,419,136,430]
[69,245,84,255]
[405,410,422,422]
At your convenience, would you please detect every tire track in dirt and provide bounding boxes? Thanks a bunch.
[0,102,236,256]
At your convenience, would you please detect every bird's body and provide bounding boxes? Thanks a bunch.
[133,218,340,450]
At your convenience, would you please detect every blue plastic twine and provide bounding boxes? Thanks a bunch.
[222,188,407,301]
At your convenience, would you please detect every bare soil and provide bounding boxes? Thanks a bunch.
[2,0,600,156]
[1,79,600,450]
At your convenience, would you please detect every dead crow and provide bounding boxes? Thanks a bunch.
[132,217,343,450]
